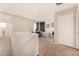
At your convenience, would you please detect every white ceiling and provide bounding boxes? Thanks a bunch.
[0,3,56,21]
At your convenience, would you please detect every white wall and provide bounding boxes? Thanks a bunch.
[56,13,74,47]
[11,16,35,32]
[44,15,55,34]
[55,4,79,47]
[42,3,77,36]
[0,13,35,36]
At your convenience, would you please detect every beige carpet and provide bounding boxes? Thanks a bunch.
[39,38,79,56]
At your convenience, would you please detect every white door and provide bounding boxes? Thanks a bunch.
[56,13,74,47]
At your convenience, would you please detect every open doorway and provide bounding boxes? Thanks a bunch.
[33,22,45,37]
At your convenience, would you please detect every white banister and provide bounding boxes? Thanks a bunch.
[11,32,38,56]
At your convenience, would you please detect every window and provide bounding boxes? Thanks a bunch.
[0,22,7,28]
[36,22,45,32]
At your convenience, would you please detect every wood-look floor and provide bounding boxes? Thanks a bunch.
[39,38,79,56]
